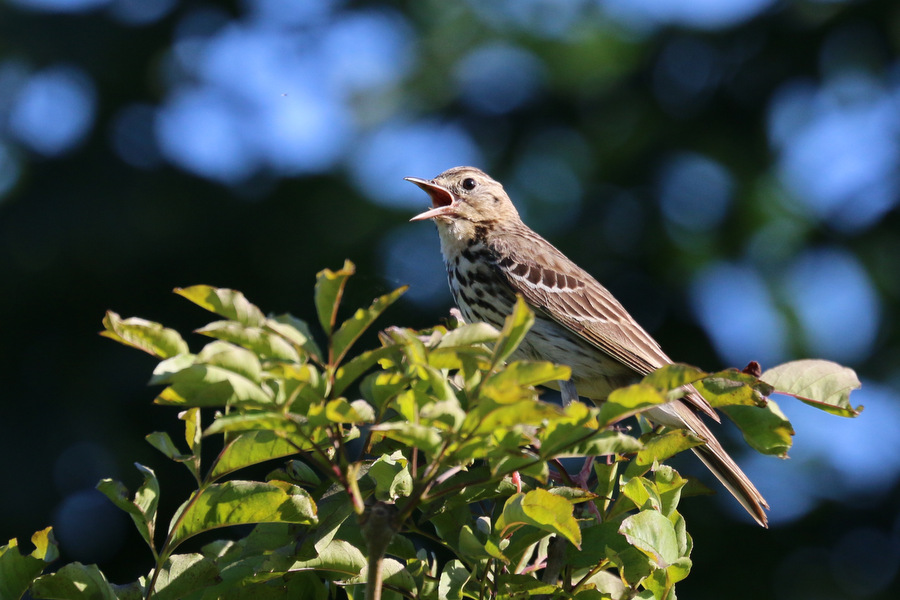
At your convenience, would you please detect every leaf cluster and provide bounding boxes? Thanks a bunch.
[2,261,861,600]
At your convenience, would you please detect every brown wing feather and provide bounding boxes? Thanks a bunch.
[492,225,719,422]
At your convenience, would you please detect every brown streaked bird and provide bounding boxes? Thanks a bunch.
[406,166,769,527]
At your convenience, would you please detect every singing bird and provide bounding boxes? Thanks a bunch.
[406,166,769,527]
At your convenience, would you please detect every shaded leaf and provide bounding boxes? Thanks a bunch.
[438,560,470,600]
[30,563,117,600]
[168,481,317,548]
[149,553,219,600]
[100,312,188,359]
[721,399,794,457]
[289,539,365,578]
[96,464,159,554]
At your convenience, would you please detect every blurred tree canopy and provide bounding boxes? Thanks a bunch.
[1,1,899,598]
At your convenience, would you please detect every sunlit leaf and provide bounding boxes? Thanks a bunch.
[267,314,323,362]
[0,529,58,600]
[484,361,571,390]
[168,481,317,548]
[624,430,704,479]
[100,312,189,359]
[370,422,442,454]
[762,359,863,417]
[174,285,266,327]
[492,296,534,366]
[496,489,581,548]
[619,510,679,568]
[642,364,707,392]
[599,383,668,428]
[208,430,305,482]
[333,346,398,397]
[314,260,355,337]
[332,286,407,364]
[695,369,772,408]
[436,322,500,349]
[196,321,300,362]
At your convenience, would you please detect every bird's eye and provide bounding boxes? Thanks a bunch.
[461,178,477,191]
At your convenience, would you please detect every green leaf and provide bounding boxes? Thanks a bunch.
[288,538,366,578]
[0,528,58,600]
[149,553,219,600]
[644,557,692,599]
[492,296,534,366]
[180,408,201,453]
[496,489,581,548]
[348,558,416,592]
[642,364,707,392]
[151,346,273,407]
[146,431,192,462]
[196,321,301,362]
[436,322,500,348]
[30,562,117,600]
[368,452,413,501]
[599,384,668,428]
[175,285,266,327]
[333,346,398,397]
[96,464,159,554]
[484,361,571,390]
[721,399,795,457]
[370,422,443,454]
[332,286,407,364]
[267,314,323,362]
[762,359,863,417]
[100,312,189,359]
[314,260,355,336]
[438,560,470,600]
[619,510,680,568]
[624,430,704,479]
[695,370,772,408]
[208,430,305,482]
[168,481,317,549]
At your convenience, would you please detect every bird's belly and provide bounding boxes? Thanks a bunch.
[515,315,639,400]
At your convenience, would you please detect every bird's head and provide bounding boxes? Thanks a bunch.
[406,167,521,232]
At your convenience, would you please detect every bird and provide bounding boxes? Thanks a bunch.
[406,166,769,527]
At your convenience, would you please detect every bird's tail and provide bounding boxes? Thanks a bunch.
[654,398,769,527]
[690,437,769,528]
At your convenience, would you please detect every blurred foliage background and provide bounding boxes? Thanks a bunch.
[1,0,899,598]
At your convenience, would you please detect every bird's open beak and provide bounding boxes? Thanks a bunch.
[405,177,458,221]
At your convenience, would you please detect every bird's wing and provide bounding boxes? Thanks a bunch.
[492,228,719,420]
